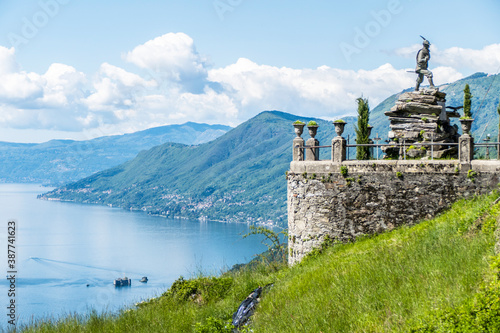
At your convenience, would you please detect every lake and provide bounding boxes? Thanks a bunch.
[0,184,268,330]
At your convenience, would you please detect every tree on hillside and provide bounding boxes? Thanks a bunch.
[463,84,473,118]
[354,97,371,160]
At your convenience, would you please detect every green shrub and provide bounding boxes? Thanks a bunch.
[242,226,288,266]
[303,235,335,261]
[340,165,348,177]
[164,275,234,304]
[354,97,371,160]
[467,169,477,180]
[345,177,355,186]
[463,84,473,118]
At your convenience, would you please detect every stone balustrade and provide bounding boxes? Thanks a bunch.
[292,120,478,164]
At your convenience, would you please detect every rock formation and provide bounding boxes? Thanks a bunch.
[383,88,460,159]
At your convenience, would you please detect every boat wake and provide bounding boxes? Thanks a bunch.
[28,257,143,276]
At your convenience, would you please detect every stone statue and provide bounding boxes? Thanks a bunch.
[415,36,435,91]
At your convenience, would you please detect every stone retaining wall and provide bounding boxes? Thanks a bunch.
[288,160,500,265]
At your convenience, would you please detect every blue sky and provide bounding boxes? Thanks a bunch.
[0,0,499,142]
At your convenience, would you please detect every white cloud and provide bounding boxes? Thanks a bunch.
[111,88,239,128]
[0,48,90,131]
[171,88,238,123]
[0,47,43,101]
[433,44,500,74]
[395,44,500,74]
[209,59,416,120]
[0,72,43,102]
[432,67,464,85]
[1,35,499,141]
[84,62,155,112]
[0,46,19,75]
[38,63,86,107]
[394,43,421,59]
[0,49,87,110]
[100,63,155,88]
[124,32,207,83]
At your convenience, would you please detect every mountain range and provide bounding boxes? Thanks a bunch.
[0,122,231,185]
[40,111,346,225]
[37,72,500,225]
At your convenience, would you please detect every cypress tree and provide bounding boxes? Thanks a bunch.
[354,97,370,160]
[463,84,472,118]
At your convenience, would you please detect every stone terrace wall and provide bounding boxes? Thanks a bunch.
[288,160,500,265]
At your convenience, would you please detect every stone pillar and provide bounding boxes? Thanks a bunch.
[306,137,319,161]
[293,137,305,161]
[497,132,500,160]
[459,134,474,163]
[331,136,346,163]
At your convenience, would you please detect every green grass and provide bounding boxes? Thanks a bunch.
[18,193,500,332]
[254,193,499,332]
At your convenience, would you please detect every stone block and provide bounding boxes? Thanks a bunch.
[459,135,474,163]
[293,137,304,161]
[399,102,444,115]
[389,123,438,131]
[331,137,346,163]
[398,92,438,104]
[306,138,319,161]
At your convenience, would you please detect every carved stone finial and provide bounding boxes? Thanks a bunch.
[333,121,346,137]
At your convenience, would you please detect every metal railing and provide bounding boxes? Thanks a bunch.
[296,141,500,161]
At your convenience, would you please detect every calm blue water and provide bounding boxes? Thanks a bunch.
[0,184,267,330]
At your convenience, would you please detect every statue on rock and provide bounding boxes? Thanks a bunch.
[415,36,435,91]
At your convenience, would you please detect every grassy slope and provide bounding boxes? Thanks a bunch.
[21,192,500,332]
[254,194,499,332]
